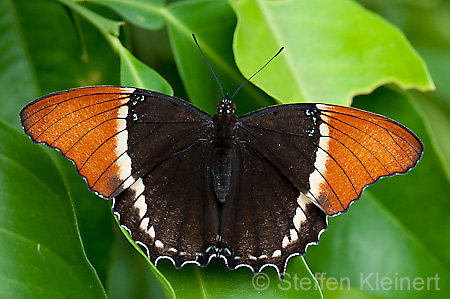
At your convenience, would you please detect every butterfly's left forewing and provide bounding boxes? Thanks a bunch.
[20,86,212,198]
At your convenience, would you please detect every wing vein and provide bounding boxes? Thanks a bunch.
[321,109,421,156]
[321,113,406,170]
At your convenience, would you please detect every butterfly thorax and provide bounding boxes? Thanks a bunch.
[211,97,237,203]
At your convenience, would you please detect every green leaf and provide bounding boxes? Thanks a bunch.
[60,0,173,95]
[306,86,450,298]
[53,155,116,287]
[0,121,107,298]
[57,0,121,37]
[230,0,434,105]
[10,0,120,94]
[106,35,173,94]
[359,0,450,207]
[412,93,450,180]
[108,231,167,299]
[0,0,38,126]
[86,0,166,30]
[165,0,276,116]
[411,47,450,179]
[309,193,449,298]
[415,47,450,106]
[114,218,175,298]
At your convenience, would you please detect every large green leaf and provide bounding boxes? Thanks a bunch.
[230,0,434,106]
[108,35,173,94]
[316,193,447,298]
[0,121,107,298]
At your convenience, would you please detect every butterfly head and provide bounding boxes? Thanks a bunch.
[216,94,236,115]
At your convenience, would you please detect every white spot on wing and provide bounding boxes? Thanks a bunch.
[122,176,134,189]
[148,226,155,239]
[114,129,133,183]
[297,193,310,210]
[155,240,164,248]
[117,106,128,119]
[272,250,281,258]
[120,87,136,93]
[293,207,305,231]
[282,235,289,248]
[290,229,298,242]
[113,104,134,190]
[134,195,146,218]
[130,178,145,198]
[140,217,149,231]
[309,121,330,198]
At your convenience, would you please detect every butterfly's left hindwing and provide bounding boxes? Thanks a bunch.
[113,135,219,268]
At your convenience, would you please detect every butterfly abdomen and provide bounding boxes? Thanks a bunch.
[211,110,237,203]
[211,147,233,203]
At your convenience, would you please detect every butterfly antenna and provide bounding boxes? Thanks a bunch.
[231,47,284,100]
[192,34,225,99]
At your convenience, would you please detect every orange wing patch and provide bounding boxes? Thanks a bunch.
[308,104,423,215]
[20,86,136,198]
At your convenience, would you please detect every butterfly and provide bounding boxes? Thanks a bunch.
[19,84,423,278]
